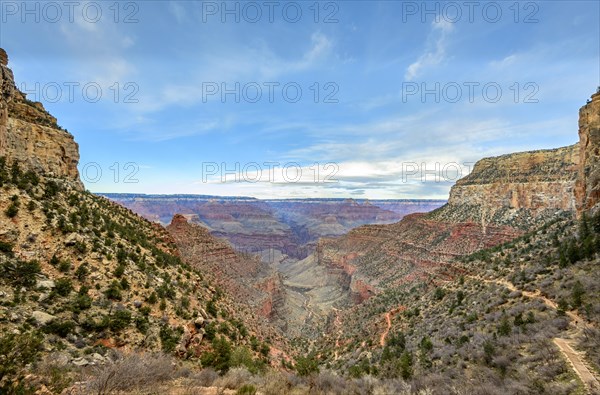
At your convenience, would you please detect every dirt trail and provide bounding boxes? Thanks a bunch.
[470,275,587,329]
[380,311,392,347]
[554,338,600,394]
[468,275,599,392]
[379,306,406,347]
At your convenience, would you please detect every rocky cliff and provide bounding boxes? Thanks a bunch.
[432,144,579,229]
[0,48,82,188]
[576,89,600,214]
[294,94,600,338]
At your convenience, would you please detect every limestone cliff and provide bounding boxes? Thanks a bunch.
[576,89,600,214]
[431,145,579,229]
[0,48,82,188]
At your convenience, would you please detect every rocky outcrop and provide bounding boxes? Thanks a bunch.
[576,90,600,215]
[0,48,82,188]
[431,145,579,229]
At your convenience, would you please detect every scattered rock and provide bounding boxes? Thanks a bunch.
[71,357,89,367]
[194,316,205,328]
[199,308,209,320]
[38,293,50,302]
[36,279,55,289]
[31,310,56,326]
[91,353,106,363]
[133,300,143,308]
[64,233,84,246]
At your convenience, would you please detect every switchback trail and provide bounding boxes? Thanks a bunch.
[468,275,599,393]
[468,275,588,329]
[380,306,406,347]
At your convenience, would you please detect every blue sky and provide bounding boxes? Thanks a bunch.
[1,0,598,198]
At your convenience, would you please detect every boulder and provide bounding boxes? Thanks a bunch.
[31,310,56,326]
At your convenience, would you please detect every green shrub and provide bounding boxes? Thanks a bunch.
[0,331,43,391]
[295,353,319,377]
[72,293,92,313]
[0,240,14,256]
[75,262,89,280]
[200,336,232,373]
[109,310,132,331]
[104,280,122,301]
[5,202,19,218]
[54,278,73,297]
[159,325,182,353]
[43,320,75,338]
[58,260,71,273]
[1,259,41,287]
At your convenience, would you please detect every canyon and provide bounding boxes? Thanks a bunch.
[1,46,600,393]
[106,194,445,336]
[103,92,600,340]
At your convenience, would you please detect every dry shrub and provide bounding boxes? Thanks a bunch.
[346,375,377,394]
[34,352,74,393]
[186,367,220,387]
[310,370,347,394]
[84,351,176,394]
[214,367,254,390]
[372,378,411,395]
[261,370,293,395]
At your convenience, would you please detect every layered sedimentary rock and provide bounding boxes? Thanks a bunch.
[433,144,579,229]
[0,48,82,188]
[166,214,286,324]
[297,119,585,336]
[576,90,600,214]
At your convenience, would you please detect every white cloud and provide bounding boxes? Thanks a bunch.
[405,20,454,81]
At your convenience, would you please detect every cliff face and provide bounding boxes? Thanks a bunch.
[0,48,82,188]
[433,144,579,229]
[576,90,600,214]
[297,94,599,335]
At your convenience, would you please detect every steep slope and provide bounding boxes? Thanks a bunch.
[315,212,599,394]
[0,50,278,392]
[166,214,288,334]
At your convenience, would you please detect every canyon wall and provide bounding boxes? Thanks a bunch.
[576,90,600,214]
[433,145,579,229]
[0,48,82,188]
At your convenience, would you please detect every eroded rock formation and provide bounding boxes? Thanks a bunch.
[576,90,600,214]
[433,145,579,229]
[0,47,82,188]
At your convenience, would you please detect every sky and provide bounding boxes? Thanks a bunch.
[1,0,599,199]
